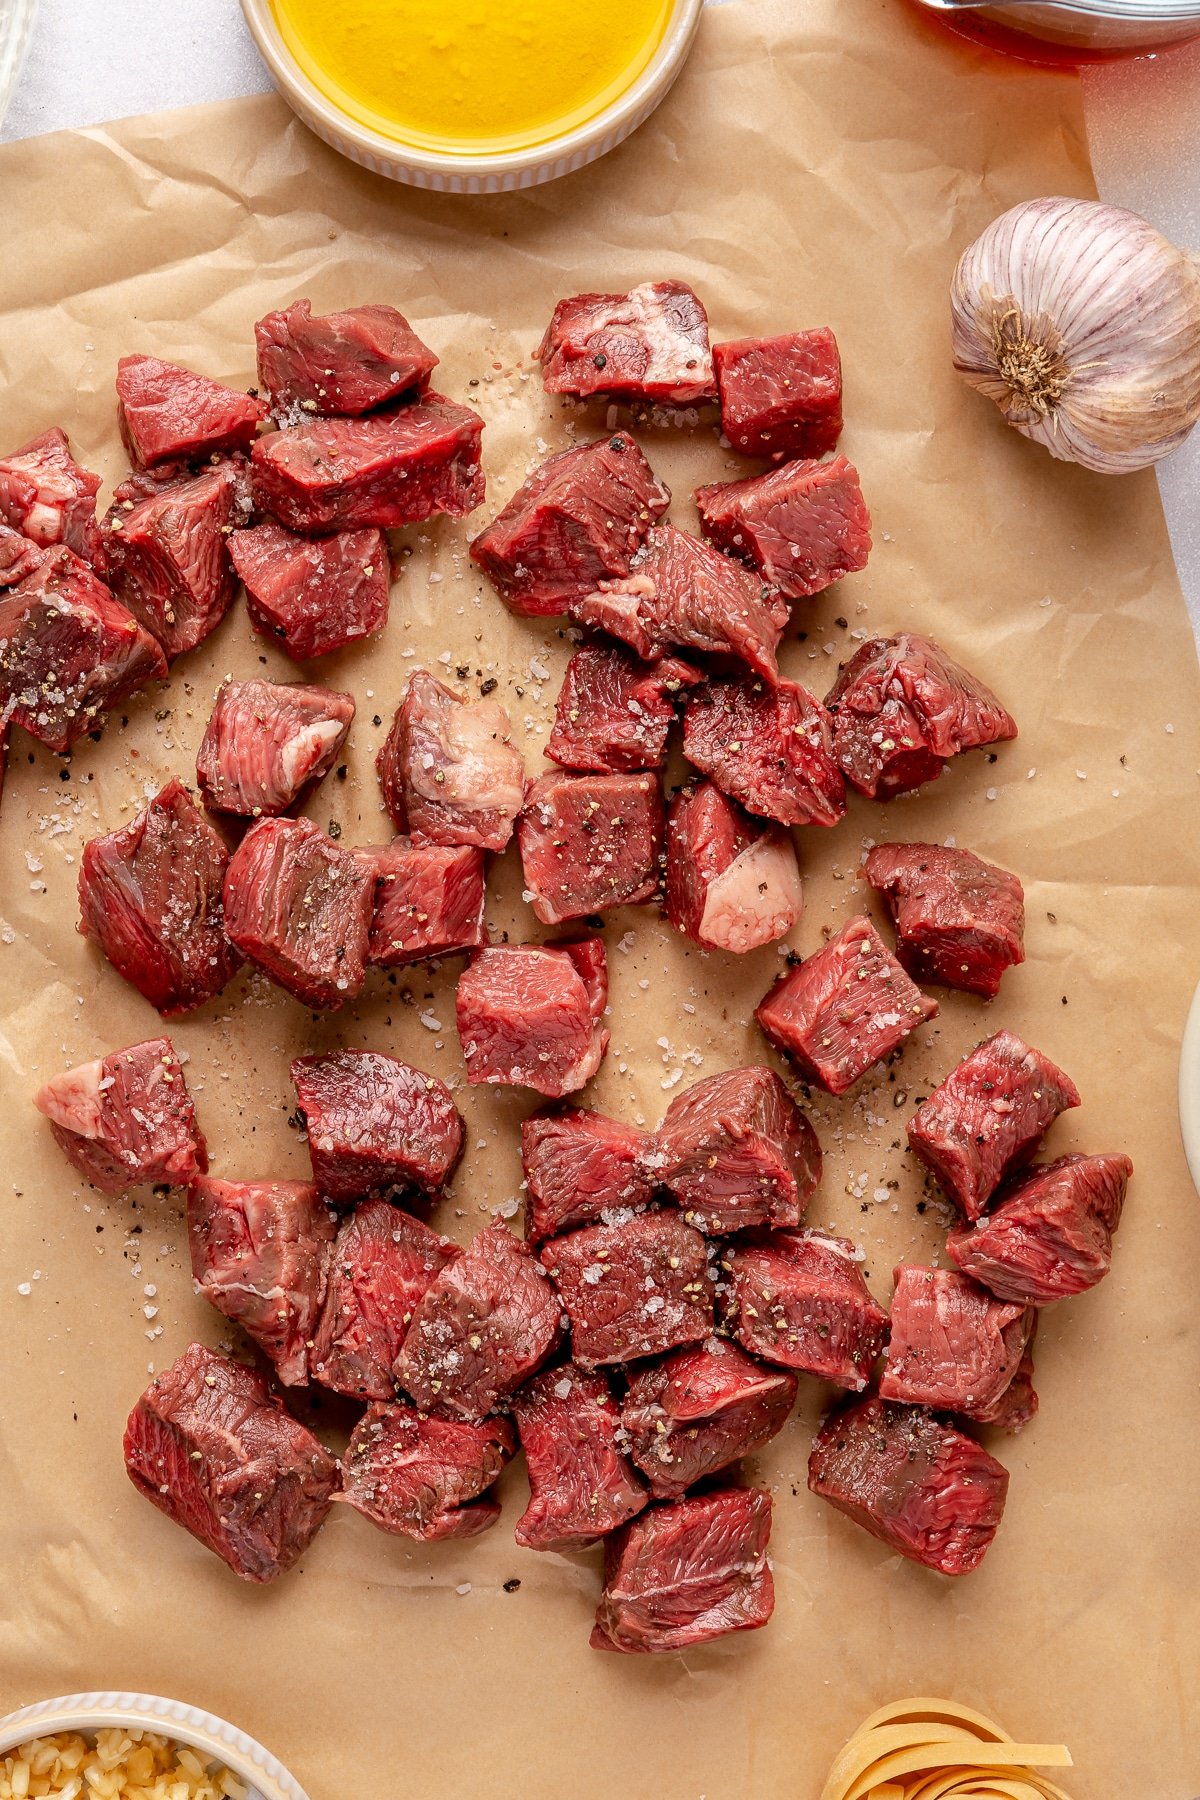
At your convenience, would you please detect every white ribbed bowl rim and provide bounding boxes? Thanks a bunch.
[238,0,705,192]
[0,1694,309,1800]
[1177,981,1200,1197]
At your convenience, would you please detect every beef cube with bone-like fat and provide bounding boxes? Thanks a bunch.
[0,427,103,566]
[517,769,663,925]
[229,519,390,662]
[723,1230,887,1387]
[102,463,244,660]
[547,643,701,774]
[338,1403,513,1542]
[187,1177,335,1388]
[541,1211,713,1367]
[522,1106,655,1242]
[457,939,609,1097]
[622,1339,798,1499]
[537,280,716,405]
[591,1485,774,1654]
[255,299,438,416]
[808,1395,1009,1577]
[880,1265,1035,1418]
[907,1029,1080,1221]
[249,393,484,532]
[222,815,374,1010]
[123,1343,339,1583]
[292,1048,463,1203]
[377,668,525,851]
[865,841,1025,999]
[649,1064,821,1234]
[196,677,355,818]
[946,1152,1132,1306]
[713,329,843,461]
[696,454,871,600]
[78,778,242,1015]
[115,355,266,471]
[394,1219,561,1421]
[665,779,803,954]
[361,838,487,967]
[469,432,670,617]
[682,674,845,828]
[34,1037,206,1194]
[511,1362,648,1552]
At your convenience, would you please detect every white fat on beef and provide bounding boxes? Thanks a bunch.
[408,687,525,815]
[699,830,804,955]
[589,284,713,401]
[278,717,350,793]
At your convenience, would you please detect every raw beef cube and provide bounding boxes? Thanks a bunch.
[826,633,1018,800]
[469,432,670,617]
[229,519,389,661]
[537,280,716,405]
[522,1106,655,1242]
[511,1362,648,1552]
[907,1030,1080,1220]
[115,355,266,470]
[187,1177,335,1387]
[338,1403,513,1541]
[255,299,439,416]
[102,463,243,660]
[695,454,871,600]
[123,1342,338,1583]
[756,916,938,1095]
[622,1340,797,1498]
[377,669,525,851]
[457,939,609,1097]
[540,1211,712,1366]
[34,1037,207,1194]
[0,427,103,566]
[547,644,700,774]
[865,841,1025,999]
[808,1395,1009,1576]
[723,1230,887,1387]
[946,1152,1132,1306]
[973,1336,1038,1434]
[196,677,355,817]
[571,524,789,686]
[0,547,165,751]
[222,815,374,1010]
[518,769,663,925]
[394,1219,561,1421]
[78,777,242,1014]
[591,1486,774,1653]
[682,674,845,828]
[713,330,843,461]
[880,1266,1035,1418]
[650,1065,821,1234]
[363,838,487,967]
[0,524,45,586]
[310,1202,460,1400]
[292,1048,463,1202]
[665,780,803,954]
[249,393,485,532]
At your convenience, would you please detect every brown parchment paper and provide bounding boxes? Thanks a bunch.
[1,1,1198,1793]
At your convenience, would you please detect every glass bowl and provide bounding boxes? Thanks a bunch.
[909,0,1200,60]
[0,0,36,128]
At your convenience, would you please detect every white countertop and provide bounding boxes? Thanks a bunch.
[4,0,1198,638]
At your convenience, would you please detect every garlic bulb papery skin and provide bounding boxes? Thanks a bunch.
[951,195,1200,475]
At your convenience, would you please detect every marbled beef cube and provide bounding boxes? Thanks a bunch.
[0,426,103,566]
[292,1048,463,1203]
[972,1332,1038,1435]
[865,840,1025,999]
[196,677,355,817]
[696,454,870,599]
[456,939,609,1097]
[537,280,715,405]
[229,519,390,662]
[664,779,802,954]
[650,1065,821,1234]
[35,1037,207,1194]
[682,674,845,828]
[713,329,843,461]
[338,1403,513,1542]
[377,668,525,851]
[0,524,46,586]
[222,815,374,1010]
[511,1362,648,1552]
[880,1265,1034,1418]
[522,1105,655,1243]
[723,1229,887,1387]
[517,769,663,925]
[622,1339,797,1499]
[255,299,438,416]
[547,643,700,774]
[540,1211,712,1367]
[362,838,487,968]
[115,355,266,470]
[946,1152,1132,1306]
[103,463,243,660]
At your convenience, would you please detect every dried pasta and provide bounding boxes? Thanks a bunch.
[820,1698,1074,1800]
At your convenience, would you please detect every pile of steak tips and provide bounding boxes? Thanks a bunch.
[21,283,1132,1653]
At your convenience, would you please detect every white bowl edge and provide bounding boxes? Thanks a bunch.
[1178,980,1200,1196]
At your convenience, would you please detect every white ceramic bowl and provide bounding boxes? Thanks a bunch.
[239,0,704,192]
[0,1693,308,1800]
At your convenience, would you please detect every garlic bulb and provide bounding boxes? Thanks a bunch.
[951,195,1200,475]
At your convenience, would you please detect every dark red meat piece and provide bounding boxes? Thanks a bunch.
[0,524,46,586]
[682,674,845,828]
[338,1403,513,1541]
[310,1201,460,1400]
[394,1219,561,1421]
[622,1340,797,1499]
[723,1230,887,1387]
[522,1106,655,1242]
[376,669,525,851]
[972,1335,1038,1435]
[540,1211,712,1367]
[469,432,669,617]
[249,393,485,532]
[649,1065,821,1234]
[808,1395,1009,1576]
[102,463,243,660]
[187,1177,335,1387]
[292,1048,463,1203]
[115,355,266,470]
[0,547,165,751]
[547,644,700,774]
[123,1342,338,1583]
[880,1266,1034,1417]
[591,1485,774,1653]
[34,1036,206,1194]
[511,1362,647,1551]
[0,427,103,566]
[907,1030,1080,1220]
[517,769,663,925]
[456,939,609,1097]
[78,778,242,1015]
[826,632,1017,800]
[946,1152,1132,1305]
[865,841,1025,999]
[537,280,715,405]
[196,677,354,817]
[222,815,374,1010]
[362,838,487,967]
[255,299,438,416]
[713,330,843,461]
[664,779,803,954]
[696,454,871,600]
[228,519,389,662]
